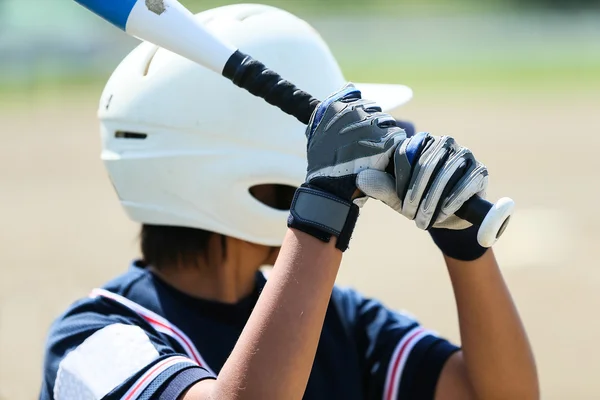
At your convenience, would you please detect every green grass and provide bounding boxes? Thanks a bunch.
[2,59,598,104]
[179,0,510,16]
[342,61,600,92]
[0,75,105,105]
[3,1,597,100]
[3,7,600,100]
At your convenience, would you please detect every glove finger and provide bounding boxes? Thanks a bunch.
[307,83,361,142]
[438,162,489,225]
[357,124,407,174]
[401,136,455,222]
[417,147,475,230]
[394,131,429,200]
[356,169,402,212]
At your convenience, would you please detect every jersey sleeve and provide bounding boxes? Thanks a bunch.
[332,287,460,400]
[40,300,214,400]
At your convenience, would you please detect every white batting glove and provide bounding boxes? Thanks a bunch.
[357,132,488,231]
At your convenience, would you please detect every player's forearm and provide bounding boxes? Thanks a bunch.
[210,228,341,400]
[446,249,539,400]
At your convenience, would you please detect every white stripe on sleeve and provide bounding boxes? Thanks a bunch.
[121,355,197,400]
[54,324,160,400]
[383,327,434,400]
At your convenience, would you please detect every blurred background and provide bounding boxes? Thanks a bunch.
[1,0,599,399]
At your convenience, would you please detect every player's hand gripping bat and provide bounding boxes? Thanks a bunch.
[74,0,515,247]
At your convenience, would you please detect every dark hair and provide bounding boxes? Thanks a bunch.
[140,224,225,270]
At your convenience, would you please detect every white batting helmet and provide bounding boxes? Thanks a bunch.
[98,3,413,247]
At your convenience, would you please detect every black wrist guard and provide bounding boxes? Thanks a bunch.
[429,225,487,261]
[287,184,359,252]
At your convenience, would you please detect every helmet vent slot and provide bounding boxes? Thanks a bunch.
[236,8,268,21]
[115,131,148,140]
[142,45,160,77]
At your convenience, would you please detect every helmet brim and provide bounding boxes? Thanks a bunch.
[354,83,413,113]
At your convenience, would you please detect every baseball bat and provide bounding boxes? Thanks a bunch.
[73,0,515,247]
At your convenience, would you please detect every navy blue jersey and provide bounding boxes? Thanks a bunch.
[40,261,459,400]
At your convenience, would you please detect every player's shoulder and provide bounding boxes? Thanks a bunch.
[101,259,153,294]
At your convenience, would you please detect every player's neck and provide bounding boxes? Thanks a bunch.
[150,260,258,304]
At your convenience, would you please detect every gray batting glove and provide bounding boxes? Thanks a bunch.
[305,83,406,202]
[288,83,406,251]
[357,132,488,230]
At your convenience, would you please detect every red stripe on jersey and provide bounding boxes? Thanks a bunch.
[384,327,429,400]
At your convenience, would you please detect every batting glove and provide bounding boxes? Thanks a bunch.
[288,83,406,251]
[357,132,489,260]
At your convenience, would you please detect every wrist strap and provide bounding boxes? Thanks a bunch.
[287,185,359,252]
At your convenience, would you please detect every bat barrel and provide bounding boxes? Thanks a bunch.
[74,0,137,30]
[75,0,236,74]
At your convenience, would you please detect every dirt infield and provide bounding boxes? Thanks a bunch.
[1,90,598,399]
